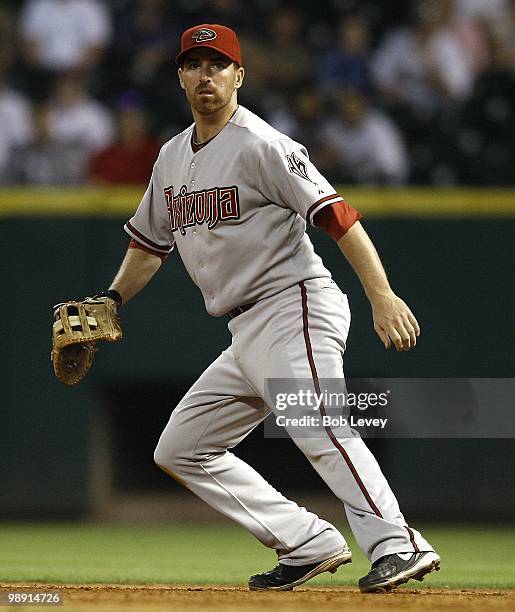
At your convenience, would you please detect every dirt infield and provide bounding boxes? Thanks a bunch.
[1,584,514,611]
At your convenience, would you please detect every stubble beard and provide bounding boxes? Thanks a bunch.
[188,89,233,116]
[194,100,222,115]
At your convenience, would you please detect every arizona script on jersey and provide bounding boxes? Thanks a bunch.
[164,185,240,235]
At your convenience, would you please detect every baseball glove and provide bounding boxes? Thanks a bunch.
[51,296,123,385]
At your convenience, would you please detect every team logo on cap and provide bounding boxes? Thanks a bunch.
[192,28,217,42]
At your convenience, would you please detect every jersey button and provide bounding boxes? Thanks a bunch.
[190,162,195,169]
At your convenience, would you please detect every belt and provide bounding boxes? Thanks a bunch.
[227,302,256,319]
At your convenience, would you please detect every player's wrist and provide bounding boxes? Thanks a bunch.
[366,285,394,304]
[99,289,123,308]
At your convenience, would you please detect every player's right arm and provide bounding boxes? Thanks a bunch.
[108,245,163,305]
[114,147,174,305]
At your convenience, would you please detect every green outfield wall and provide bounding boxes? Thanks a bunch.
[1,188,513,518]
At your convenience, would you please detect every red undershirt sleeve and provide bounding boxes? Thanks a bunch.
[314,200,363,242]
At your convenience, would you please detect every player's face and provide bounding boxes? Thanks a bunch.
[178,48,244,115]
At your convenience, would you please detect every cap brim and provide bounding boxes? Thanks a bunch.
[175,45,240,66]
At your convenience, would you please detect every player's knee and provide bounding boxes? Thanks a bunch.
[153,443,169,471]
[153,435,193,474]
[154,441,181,472]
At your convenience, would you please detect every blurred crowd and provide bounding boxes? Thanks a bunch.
[0,0,513,187]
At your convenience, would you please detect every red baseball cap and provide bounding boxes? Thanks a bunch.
[176,24,243,66]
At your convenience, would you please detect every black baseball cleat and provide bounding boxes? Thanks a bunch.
[359,551,441,593]
[249,548,352,591]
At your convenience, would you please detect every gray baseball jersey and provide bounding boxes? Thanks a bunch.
[124,105,344,316]
[127,104,435,568]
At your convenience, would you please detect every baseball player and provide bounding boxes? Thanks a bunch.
[105,24,440,592]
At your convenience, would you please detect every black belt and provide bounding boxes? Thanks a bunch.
[227,302,256,319]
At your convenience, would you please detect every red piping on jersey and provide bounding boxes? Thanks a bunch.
[306,193,343,225]
[299,280,383,518]
[129,239,167,261]
[405,525,420,553]
[125,221,171,254]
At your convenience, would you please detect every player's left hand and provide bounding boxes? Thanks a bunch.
[370,291,420,351]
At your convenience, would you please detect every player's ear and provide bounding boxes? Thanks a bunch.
[178,67,185,90]
[235,66,244,89]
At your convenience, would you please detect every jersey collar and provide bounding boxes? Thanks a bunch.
[190,105,240,154]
